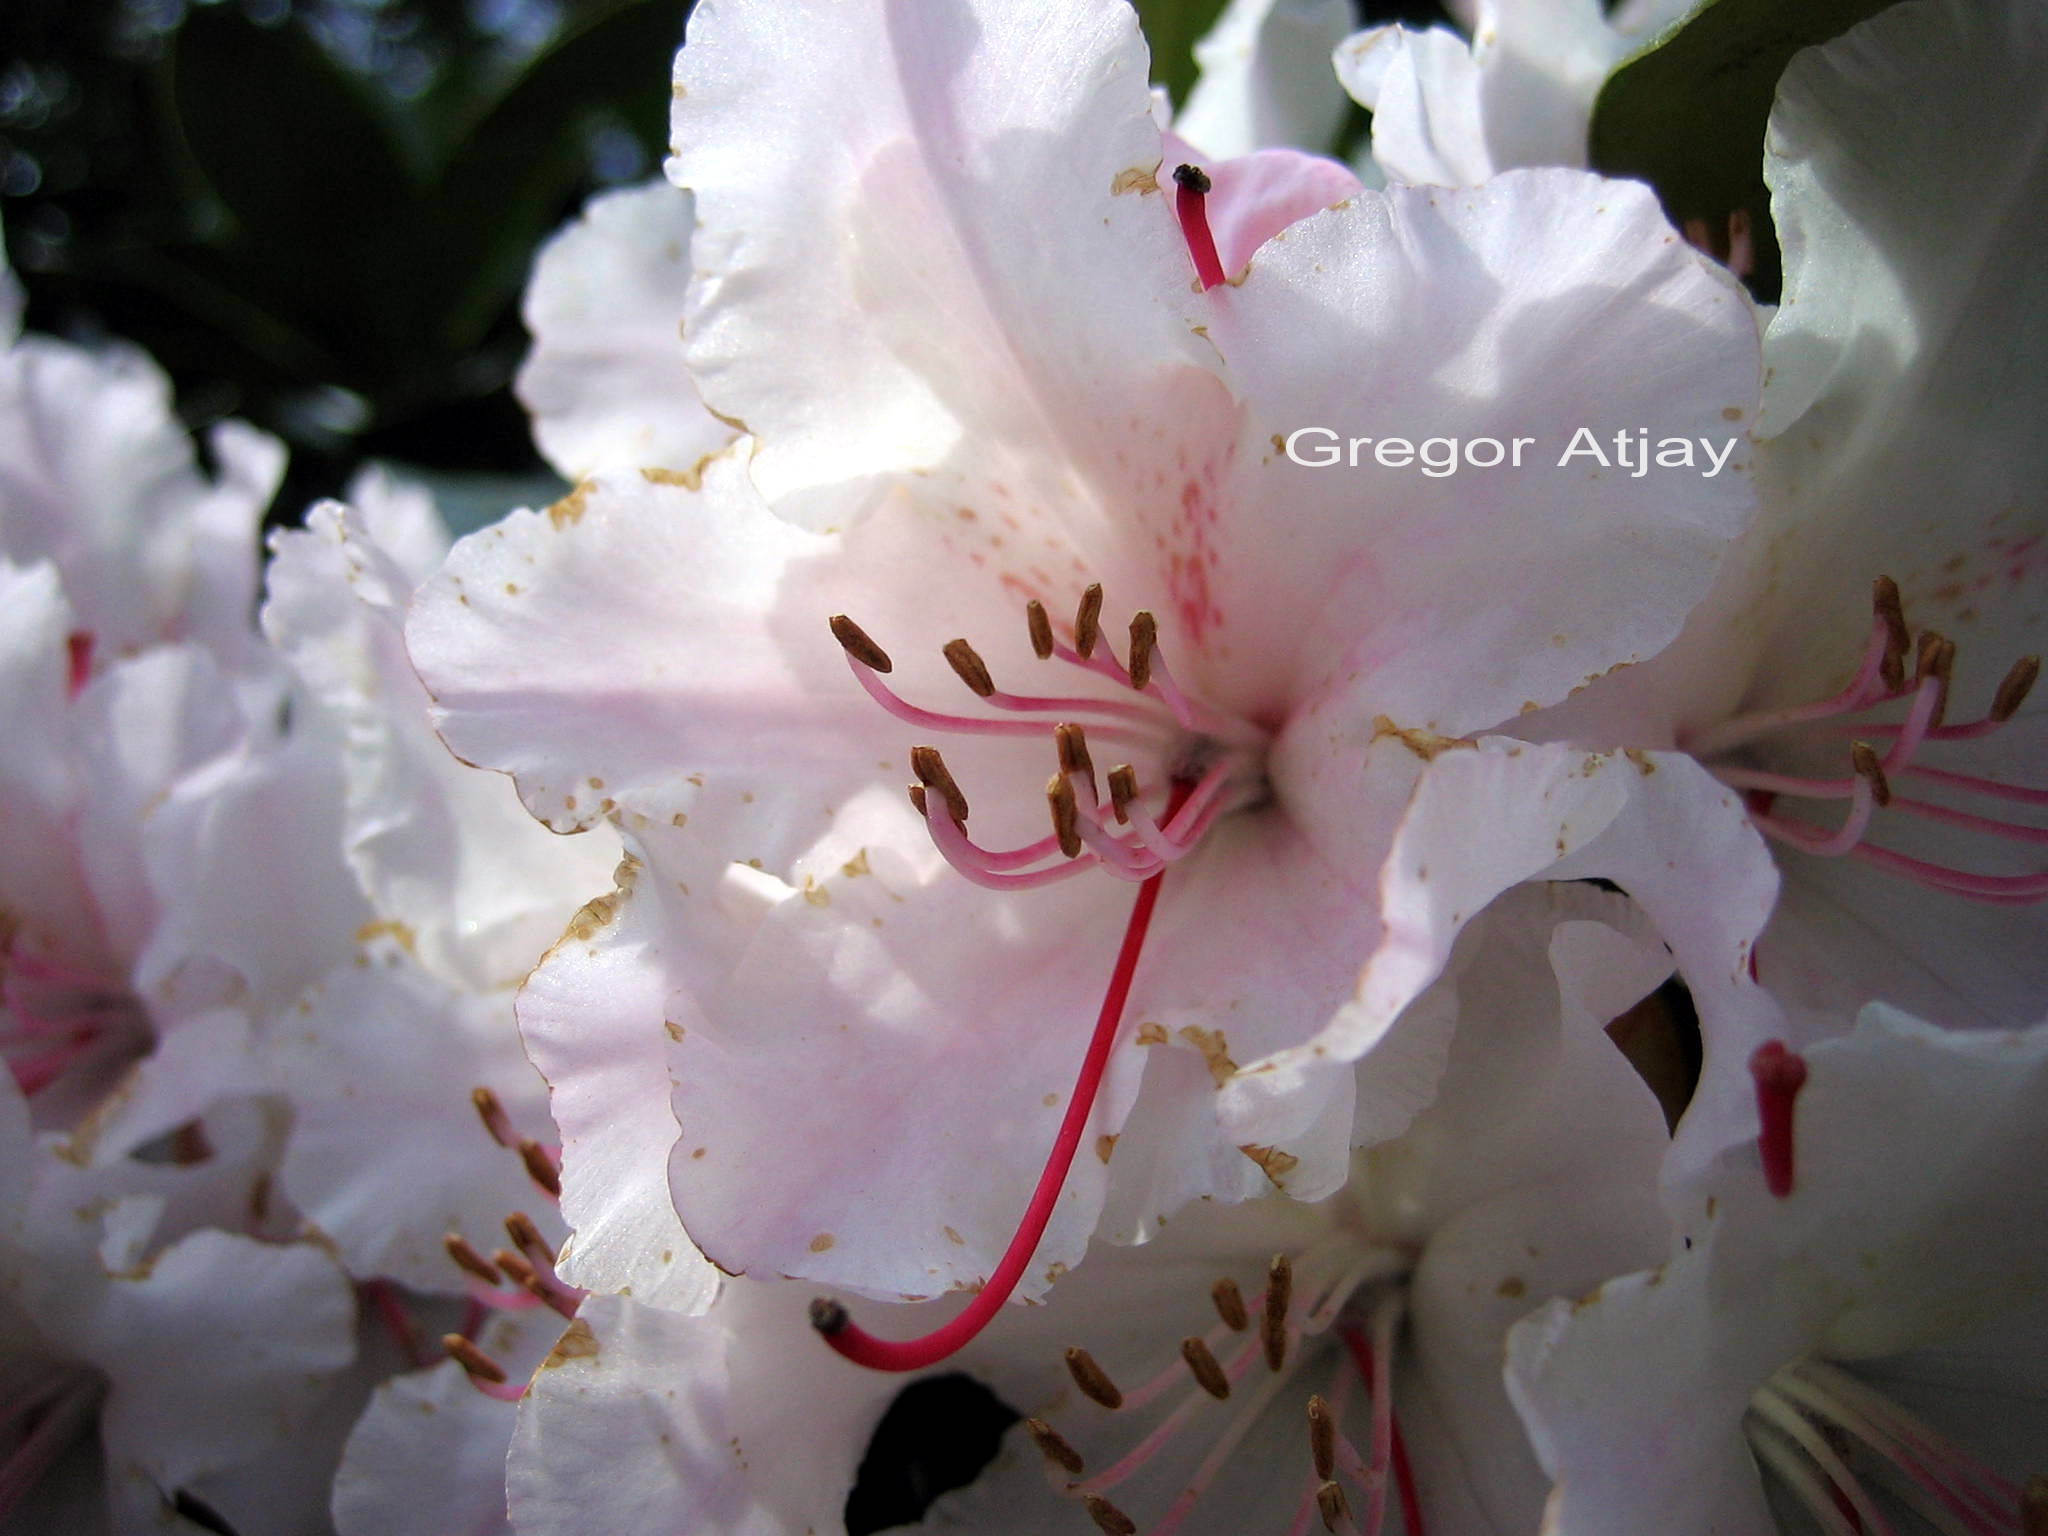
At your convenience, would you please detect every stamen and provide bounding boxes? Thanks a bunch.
[1875,576,1910,692]
[1075,585,1105,660]
[1263,1254,1294,1372]
[1068,1347,1126,1410]
[1109,765,1139,825]
[1027,600,1056,660]
[505,1211,555,1269]
[444,1333,507,1384]
[1211,1276,1248,1332]
[364,1279,432,1369]
[1027,1416,1086,1476]
[1128,612,1158,692]
[1085,1494,1138,1535]
[1308,1394,1337,1481]
[472,1086,516,1147]
[518,1138,562,1199]
[445,1232,503,1285]
[1318,1482,1355,1535]
[1749,1042,1809,1199]
[1993,657,2040,723]
[943,638,997,698]
[1747,1420,1865,1536]
[1850,741,1893,807]
[1172,164,1227,292]
[1180,1336,1232,1400]
[830,614,893,673]
[1049,773,1084,858]
[811,792,1187,1373]
[912,745,973,824]
[1057,723,1098,797]
[1916,632,1957,731]
[1750,1386,1898,1536]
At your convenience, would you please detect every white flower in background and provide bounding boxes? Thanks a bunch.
[1507,1007,2048,1536]
[1521,0,2048,1041]
[516,181,735,484]
[1335,0,1695,188]
[1172,0,1358,162]
[498,886,1686,1536]
[0,1072,357,1533]
[411,0,1764,1358]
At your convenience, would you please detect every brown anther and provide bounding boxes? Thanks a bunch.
[1180,1335,1232,1400]
[443,1333,508,1384]
[1872,576,1909,692]
[444,1232,502,1285]
[1026,599,1055,660]
[908,783,930,818]
[1172,163,1213,196]
[1308,1394,1337,1480]
[1317,1480,1352,1533]
[829,614,893,673]
[910,746,970,823]
[1065,1346,1124,1409]
[1025,1417,1085,1476]
[1993,655,2040,722]
[1262,1254,1293,1372]
[471,1086,514,1147]
[1127,611,1158,691]
[517,1138,562,1198]
[1849,741,1893,808]
[1074,584,1104,659]
[1048,773,1083,859]
[505,1211,555,1267]
[495,1248,539,1290]
[808,1297,849,1335]
[1211,1276,1248,1332]
[1055,722,1096,788]
[943,638,996,698]
[1084,1495,1139,1536]
[1106,765,1139,825]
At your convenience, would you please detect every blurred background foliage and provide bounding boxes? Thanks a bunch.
[0,0,1447,529]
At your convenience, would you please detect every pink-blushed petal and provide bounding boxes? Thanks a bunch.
[1174,0,1356,160]
[669,0,1210,525]
[515,851,717,1313]
[516,180,732,482]
[1200,169,1761,732]
[1188,146,1363,277]
[272,946,562,1291]
[266,491,620,991]
[334,1310,552,1536]
[1218,737,1632,1153]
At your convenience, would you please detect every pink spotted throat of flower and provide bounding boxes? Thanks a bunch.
[1685,576,2042,904]
[812,574,1272,1374]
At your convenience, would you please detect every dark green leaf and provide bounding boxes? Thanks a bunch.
[1588,0,1902,296]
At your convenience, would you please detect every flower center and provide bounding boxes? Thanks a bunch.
[812,590,1267,1373]
[1745,1356,2043,1536]
[1682,576,2044,904]
[1,928,151,1111]
[829,584,1266,893]
[1024,1242,1429,1536]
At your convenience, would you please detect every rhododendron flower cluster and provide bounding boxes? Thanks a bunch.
[0,0,2042,1532]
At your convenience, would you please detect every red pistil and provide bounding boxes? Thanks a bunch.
[64,632,93,697]
[813,783,1191,1372]
[1173,164,1227,292]
[1750,1041,1809,1199]
[1338,1329,1426,1536]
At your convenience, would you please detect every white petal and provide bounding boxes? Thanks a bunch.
[1175,0,1356,160]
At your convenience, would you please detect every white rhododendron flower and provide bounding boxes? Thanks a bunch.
[1522,0,2048,1040]
[1336,0,1695,188]
[1507,1007,2048,1536]
[499,886,1685,1536]
[411,0,1765,1365]
[1172,0,1357,163]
